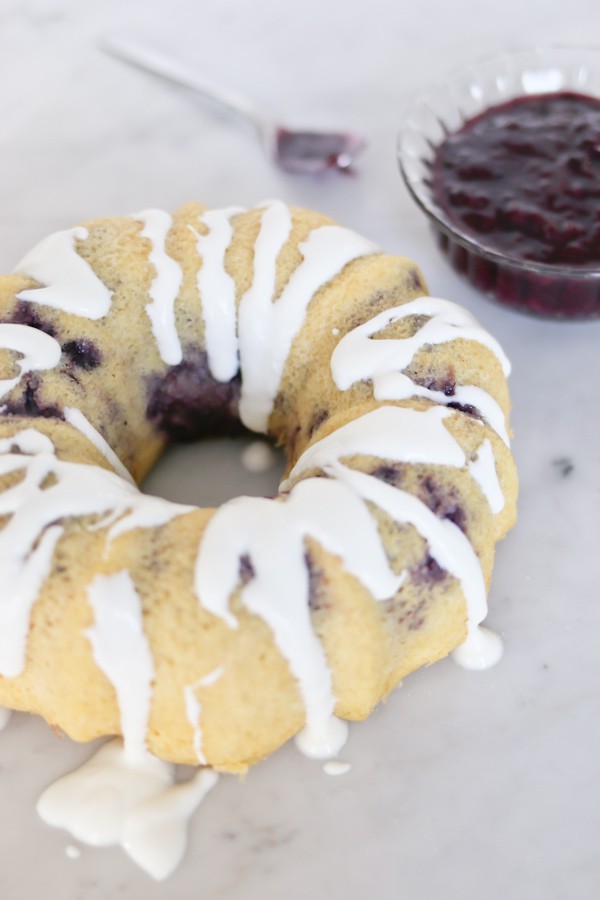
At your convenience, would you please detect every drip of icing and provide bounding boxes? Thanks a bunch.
[13,228,113,318]
[195,477,403,744]
[0,520,62,679]
[468,439,505,514]
[183,666,224,765]
[134,210,184,366]
[42,570,219,879]
[37,738,219,881]
[0,707,11,730]
[451,624,504,670]
[323,760,351,776]
[64,407,135,485]
[85,572,154,762]
[0,429,193,677]
[331,296,511,445]
[65,844,81,859]
[0,324,62,399]
[191,206,245,382]
[286,405,498,654]
[238,201,378,432]
[241,440,277,474]
[295,717,349,761]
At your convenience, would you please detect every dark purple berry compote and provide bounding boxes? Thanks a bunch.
[429,91,600,318]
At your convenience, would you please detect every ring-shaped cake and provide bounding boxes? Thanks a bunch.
[0,200,517,772]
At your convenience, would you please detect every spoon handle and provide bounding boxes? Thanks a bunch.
[101,34,268,137]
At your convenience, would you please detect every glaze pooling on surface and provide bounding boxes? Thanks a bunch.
[37,738,219,880]
[323,759,352,776]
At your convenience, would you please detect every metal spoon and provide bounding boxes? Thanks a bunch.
[101,34,367,175]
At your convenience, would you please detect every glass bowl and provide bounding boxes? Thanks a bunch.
[397,47,600,319]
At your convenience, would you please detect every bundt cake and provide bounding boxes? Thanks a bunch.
[0,200,518,773]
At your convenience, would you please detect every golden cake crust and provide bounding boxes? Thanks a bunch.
[0,202,517,771]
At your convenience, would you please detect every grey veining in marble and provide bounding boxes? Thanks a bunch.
[0,1,599,898]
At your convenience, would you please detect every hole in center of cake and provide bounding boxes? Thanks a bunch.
[141,436,285,507]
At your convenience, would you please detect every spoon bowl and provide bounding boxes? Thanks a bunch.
[102,34,367,176]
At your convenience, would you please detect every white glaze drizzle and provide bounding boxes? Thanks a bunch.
[37,738,219,880]
[237,200,378,432]
[134,210,184,366]
[195,476,403,750]
[183,666,224,765]
[13,228,113,319]
[191,206,245,382]
[468,438,505,514]
[286,405,498,662]
[8,204,378,435]
[286,405,466,482]
[85,571,154,763]
[236,200,292,429]
[0,428,193,677]
[0,324,62,399]
[331,296,511,446]
[64,407,135,485]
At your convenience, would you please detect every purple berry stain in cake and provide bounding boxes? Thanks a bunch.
[239,554,255,586]
[420,475,467,533]
[9,301,57,336]
[305,551,325,612]
[3,374,63,420]
[372,463,404,488]
[147,348,243,441]
[429,91,600,317]
[308,409,329,437]
[62,339,102,371]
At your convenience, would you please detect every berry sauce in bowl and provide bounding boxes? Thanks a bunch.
[398,48,600,319]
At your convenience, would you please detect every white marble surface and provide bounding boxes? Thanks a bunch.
[1,0,600,897]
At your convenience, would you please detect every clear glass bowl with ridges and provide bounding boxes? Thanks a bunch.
[397,47,600,319]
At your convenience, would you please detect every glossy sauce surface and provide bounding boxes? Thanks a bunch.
[432,92,600,267]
